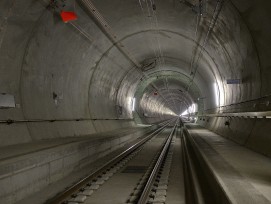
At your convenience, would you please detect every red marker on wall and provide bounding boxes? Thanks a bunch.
[60,11,78,23]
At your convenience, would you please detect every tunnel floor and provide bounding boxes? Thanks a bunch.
[9,123,271,204]
[185,124,271,203]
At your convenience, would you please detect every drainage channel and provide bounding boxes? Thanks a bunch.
[45,119,175,204]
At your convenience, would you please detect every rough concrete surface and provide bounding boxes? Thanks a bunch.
[1,0,271,203]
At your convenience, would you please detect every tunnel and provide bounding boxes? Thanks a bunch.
[1,0,271,203]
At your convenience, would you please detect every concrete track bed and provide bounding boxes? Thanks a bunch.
[0,126,155,203]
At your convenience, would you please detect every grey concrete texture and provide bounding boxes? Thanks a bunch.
[83,128,169,204]
[0,126,155,203]
[199,116,271,157]
[1,0,270,142]
[185,123,271,203]
[1,0,271,203]
[166,133,185,204]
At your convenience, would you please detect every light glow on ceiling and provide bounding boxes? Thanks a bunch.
[180,103,197,116]
[132,97,136,111]
[214,83,219,107]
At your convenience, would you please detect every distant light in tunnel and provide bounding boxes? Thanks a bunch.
[189,103,196,113]
[181,110,188,116]
[180,103,197,116]
[132,97,136,111]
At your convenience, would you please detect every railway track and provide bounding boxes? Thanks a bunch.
[40,118,271,204]
[45,119,178,204]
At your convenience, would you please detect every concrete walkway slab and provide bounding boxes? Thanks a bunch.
[185,123,271,204]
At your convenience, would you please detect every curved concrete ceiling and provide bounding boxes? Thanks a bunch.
[1,0,271,145]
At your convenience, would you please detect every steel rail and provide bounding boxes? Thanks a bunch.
[137,119,178,204]
[45,119,174,204]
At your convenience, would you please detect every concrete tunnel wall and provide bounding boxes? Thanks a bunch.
[1,0,271,203]
[1,1,271,155]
